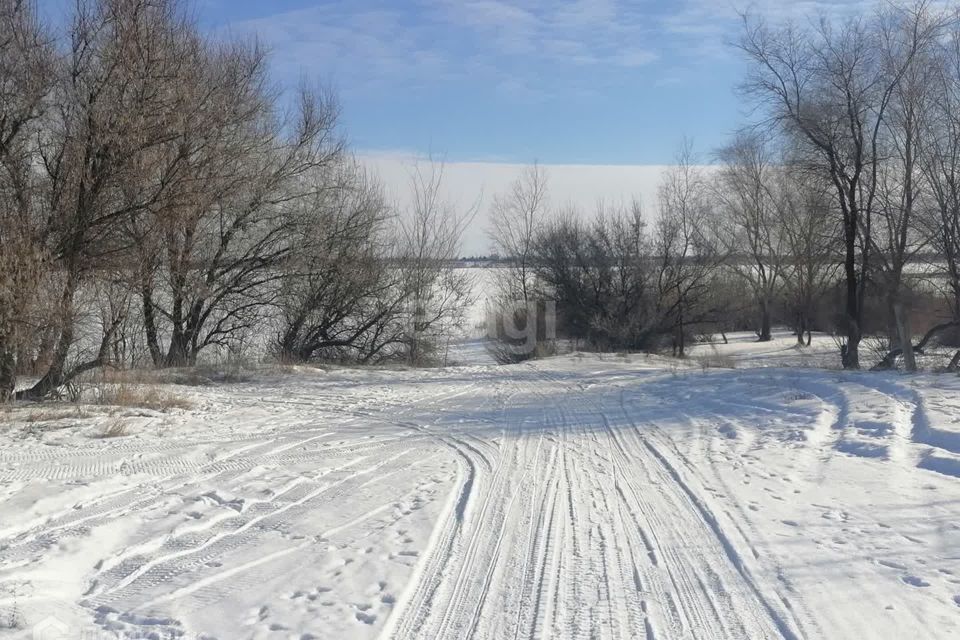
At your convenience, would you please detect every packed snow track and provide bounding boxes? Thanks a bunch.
[1,355,960,639]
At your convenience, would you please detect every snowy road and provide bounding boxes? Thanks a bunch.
[2,354,960,639]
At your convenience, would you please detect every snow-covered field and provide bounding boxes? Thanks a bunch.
[2,337,960,639]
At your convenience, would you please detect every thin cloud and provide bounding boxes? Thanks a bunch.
[219,0,662,100]
[213,1,891,107]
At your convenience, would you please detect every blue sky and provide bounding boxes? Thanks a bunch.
[36,0,872,165]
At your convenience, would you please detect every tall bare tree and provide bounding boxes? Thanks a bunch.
[921,16,960,331]
[20,0,209,397]
[872,34,937,371]
[738,1,948,368]
[141,79,344,367]
[0,0,54,399]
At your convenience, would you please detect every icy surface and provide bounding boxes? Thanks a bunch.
[1,341,960,638]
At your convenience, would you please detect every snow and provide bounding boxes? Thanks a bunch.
[2,338,960,639]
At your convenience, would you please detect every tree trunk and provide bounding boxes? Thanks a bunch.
[758,300,772,342]
[677,312,686,358]
[0,333,15,402]
[893,300,916,373]
[23,270,81,399]
[842,209,862,369]
[842,330,861,370]
[947,351,960,373]
[142,286,163,367]
[164,332,191,368]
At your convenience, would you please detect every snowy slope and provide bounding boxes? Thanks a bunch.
[1,350,960,639]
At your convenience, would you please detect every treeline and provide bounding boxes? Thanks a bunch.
[4,0,960,402]
[0,0,472,400]
[488,1,960,371]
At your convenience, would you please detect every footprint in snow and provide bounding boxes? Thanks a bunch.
[355,612,377,625]
[902,576,930,588]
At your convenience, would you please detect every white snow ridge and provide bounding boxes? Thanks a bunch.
[2,342,960,639]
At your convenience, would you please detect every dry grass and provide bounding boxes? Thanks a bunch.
[693,352,738,371]
[99,364,253,387]
[96,384,192,412]
[22,407,93,423]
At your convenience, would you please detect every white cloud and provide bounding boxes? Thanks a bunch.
[186,0,918,100]
[216,0,662,101]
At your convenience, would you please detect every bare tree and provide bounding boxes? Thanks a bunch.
[871,32,938,371]
[921,16,960,337]
[20,0,207,398]
[274,160,402,363]
[0,0,54,399]
[780,172,842,346]
[738,1,948,368]
[655,143,725,357]
[141,80,344,367]
[488,163,549,306]
[398,161,475,365]
[528,201,656,351]
[715,131,786,342]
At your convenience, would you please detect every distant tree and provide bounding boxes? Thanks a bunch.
[398,161,475,365]
[715,131,786,342]
[779,172,842,346]
[655,143,725,357]
[488,163,549,306]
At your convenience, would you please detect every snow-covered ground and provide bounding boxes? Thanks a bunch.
[2,338,960,639]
